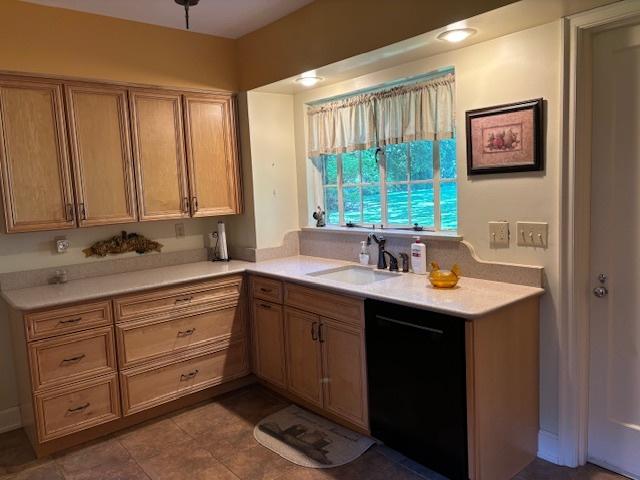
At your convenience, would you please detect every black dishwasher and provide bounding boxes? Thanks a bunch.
[365,299,468,480]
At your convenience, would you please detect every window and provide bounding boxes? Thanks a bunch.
[321,138,457,231]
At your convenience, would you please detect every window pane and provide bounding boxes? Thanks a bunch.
[323,186,339,224]
[361,148,380,183]
[411,184,434,227]
[441,182,458,230]
[410,141,433,180]
[342,152,360,184]
[323,155,338,185]
[440,139,457,179]
[385,144,408,182]
[362,186,381,224]
[342,186,361,224]
[386,184,409,224]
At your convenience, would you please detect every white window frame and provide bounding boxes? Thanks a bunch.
[320,139,457,231]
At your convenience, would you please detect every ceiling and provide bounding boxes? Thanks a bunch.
[20,0,314,38]
[258,0,621,94]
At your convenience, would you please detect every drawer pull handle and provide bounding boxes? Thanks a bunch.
[58,317,82,325]
[180,369,199,381]
[61,354,86,364]
[67,402,90,414]
[259,303,272,310]
[260,287,272,293]
[174,296,193,305]
[177,328,196,337]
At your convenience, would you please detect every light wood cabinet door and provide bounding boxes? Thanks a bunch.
[129,89,190,221]
[252,300,286,388]
[284,307,323,407]
[65,84,137,227]
[0,77,75,232]
[320,318,368,428]
[183,94,241,217]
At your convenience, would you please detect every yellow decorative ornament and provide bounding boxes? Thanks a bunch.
[428,262,461,288]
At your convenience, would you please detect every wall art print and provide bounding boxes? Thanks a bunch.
[466,98,543,175]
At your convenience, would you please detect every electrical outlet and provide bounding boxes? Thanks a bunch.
[55,238,70,253]
[517,222,548,248]
[174,223,185,238]
[489,221,510,248]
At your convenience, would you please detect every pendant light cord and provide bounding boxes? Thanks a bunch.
[184,3,190,29]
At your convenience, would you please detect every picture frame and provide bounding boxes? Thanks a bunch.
[465,98,543,175]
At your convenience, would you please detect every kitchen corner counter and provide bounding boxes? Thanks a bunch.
[1,255,543,318]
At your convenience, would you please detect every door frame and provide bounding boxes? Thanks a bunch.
[559,0,640,467]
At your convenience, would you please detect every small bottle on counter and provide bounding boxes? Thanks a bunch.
[359,241,370,265]
[410,236,427,274]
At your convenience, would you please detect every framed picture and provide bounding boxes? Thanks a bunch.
[465,98,543,175]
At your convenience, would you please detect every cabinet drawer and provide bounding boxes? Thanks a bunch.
[113,276,243,323]
[25,301,113,341]
[284,283,364,326]
[116,304,245,368]
[251,276,283,304]
[120,341,249,415]
[35,374,120,443]
[29,327,117,391]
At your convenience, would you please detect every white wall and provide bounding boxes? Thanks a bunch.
[245,91,299,249]
[292,21,562,436]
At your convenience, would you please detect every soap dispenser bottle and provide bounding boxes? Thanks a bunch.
[410,236,427,274]
[359,241,370,265]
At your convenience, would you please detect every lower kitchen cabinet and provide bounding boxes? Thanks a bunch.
[250,275,369,431]
[284,307,324,408]
[320,318,368,428]
[251,299,287,388]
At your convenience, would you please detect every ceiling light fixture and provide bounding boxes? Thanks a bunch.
[175,0,199,30]
[437,28,476,43]
[295,76,323,87]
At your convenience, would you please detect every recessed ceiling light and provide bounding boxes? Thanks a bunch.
[437,28,476,43]
[295,76,323,87]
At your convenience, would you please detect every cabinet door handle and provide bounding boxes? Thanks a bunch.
[311,321,318,341]
[318,323,325,343]
[61,353,86,364]
[177,328,196,337]
[79,203,86,220]
[191,196,198,213]
[174,296,193,305]
[67,402,90,414]
[259,303,272,310]
[180,369,199,381]
[65,204,75,222]
[260,287,272,293]
[58,317,82,325]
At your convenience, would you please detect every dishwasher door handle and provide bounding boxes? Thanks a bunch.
[375,314,444,335]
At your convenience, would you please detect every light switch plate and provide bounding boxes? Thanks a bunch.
[489,221,510,248]
[517,222,548,248]
[175,223,185,238]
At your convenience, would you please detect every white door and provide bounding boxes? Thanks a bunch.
[588,20,640,479]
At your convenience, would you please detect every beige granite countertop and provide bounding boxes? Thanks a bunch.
[2,255,544,318]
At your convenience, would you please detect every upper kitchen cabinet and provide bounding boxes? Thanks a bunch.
[0,77,75,233]
[129,89,190,221]
[65,83,137,227]
[183,93,242,216]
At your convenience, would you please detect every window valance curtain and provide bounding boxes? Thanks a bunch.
[307,73,455,157]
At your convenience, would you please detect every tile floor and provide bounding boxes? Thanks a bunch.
[0,385,626,480]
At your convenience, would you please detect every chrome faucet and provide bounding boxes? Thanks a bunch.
[368,233,398,271]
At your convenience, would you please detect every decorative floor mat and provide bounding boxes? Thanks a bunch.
[254,405,375,468]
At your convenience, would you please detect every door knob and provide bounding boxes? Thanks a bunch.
[593,286,608,298]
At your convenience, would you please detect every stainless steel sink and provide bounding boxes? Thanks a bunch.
[306,265,399,285]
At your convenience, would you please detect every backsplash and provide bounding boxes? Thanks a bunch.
[299,230,544,288]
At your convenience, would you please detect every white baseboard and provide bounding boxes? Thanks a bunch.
[537,430,560,464]
[0,406,22,434]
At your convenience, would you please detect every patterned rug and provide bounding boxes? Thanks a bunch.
[254,405,375,468]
